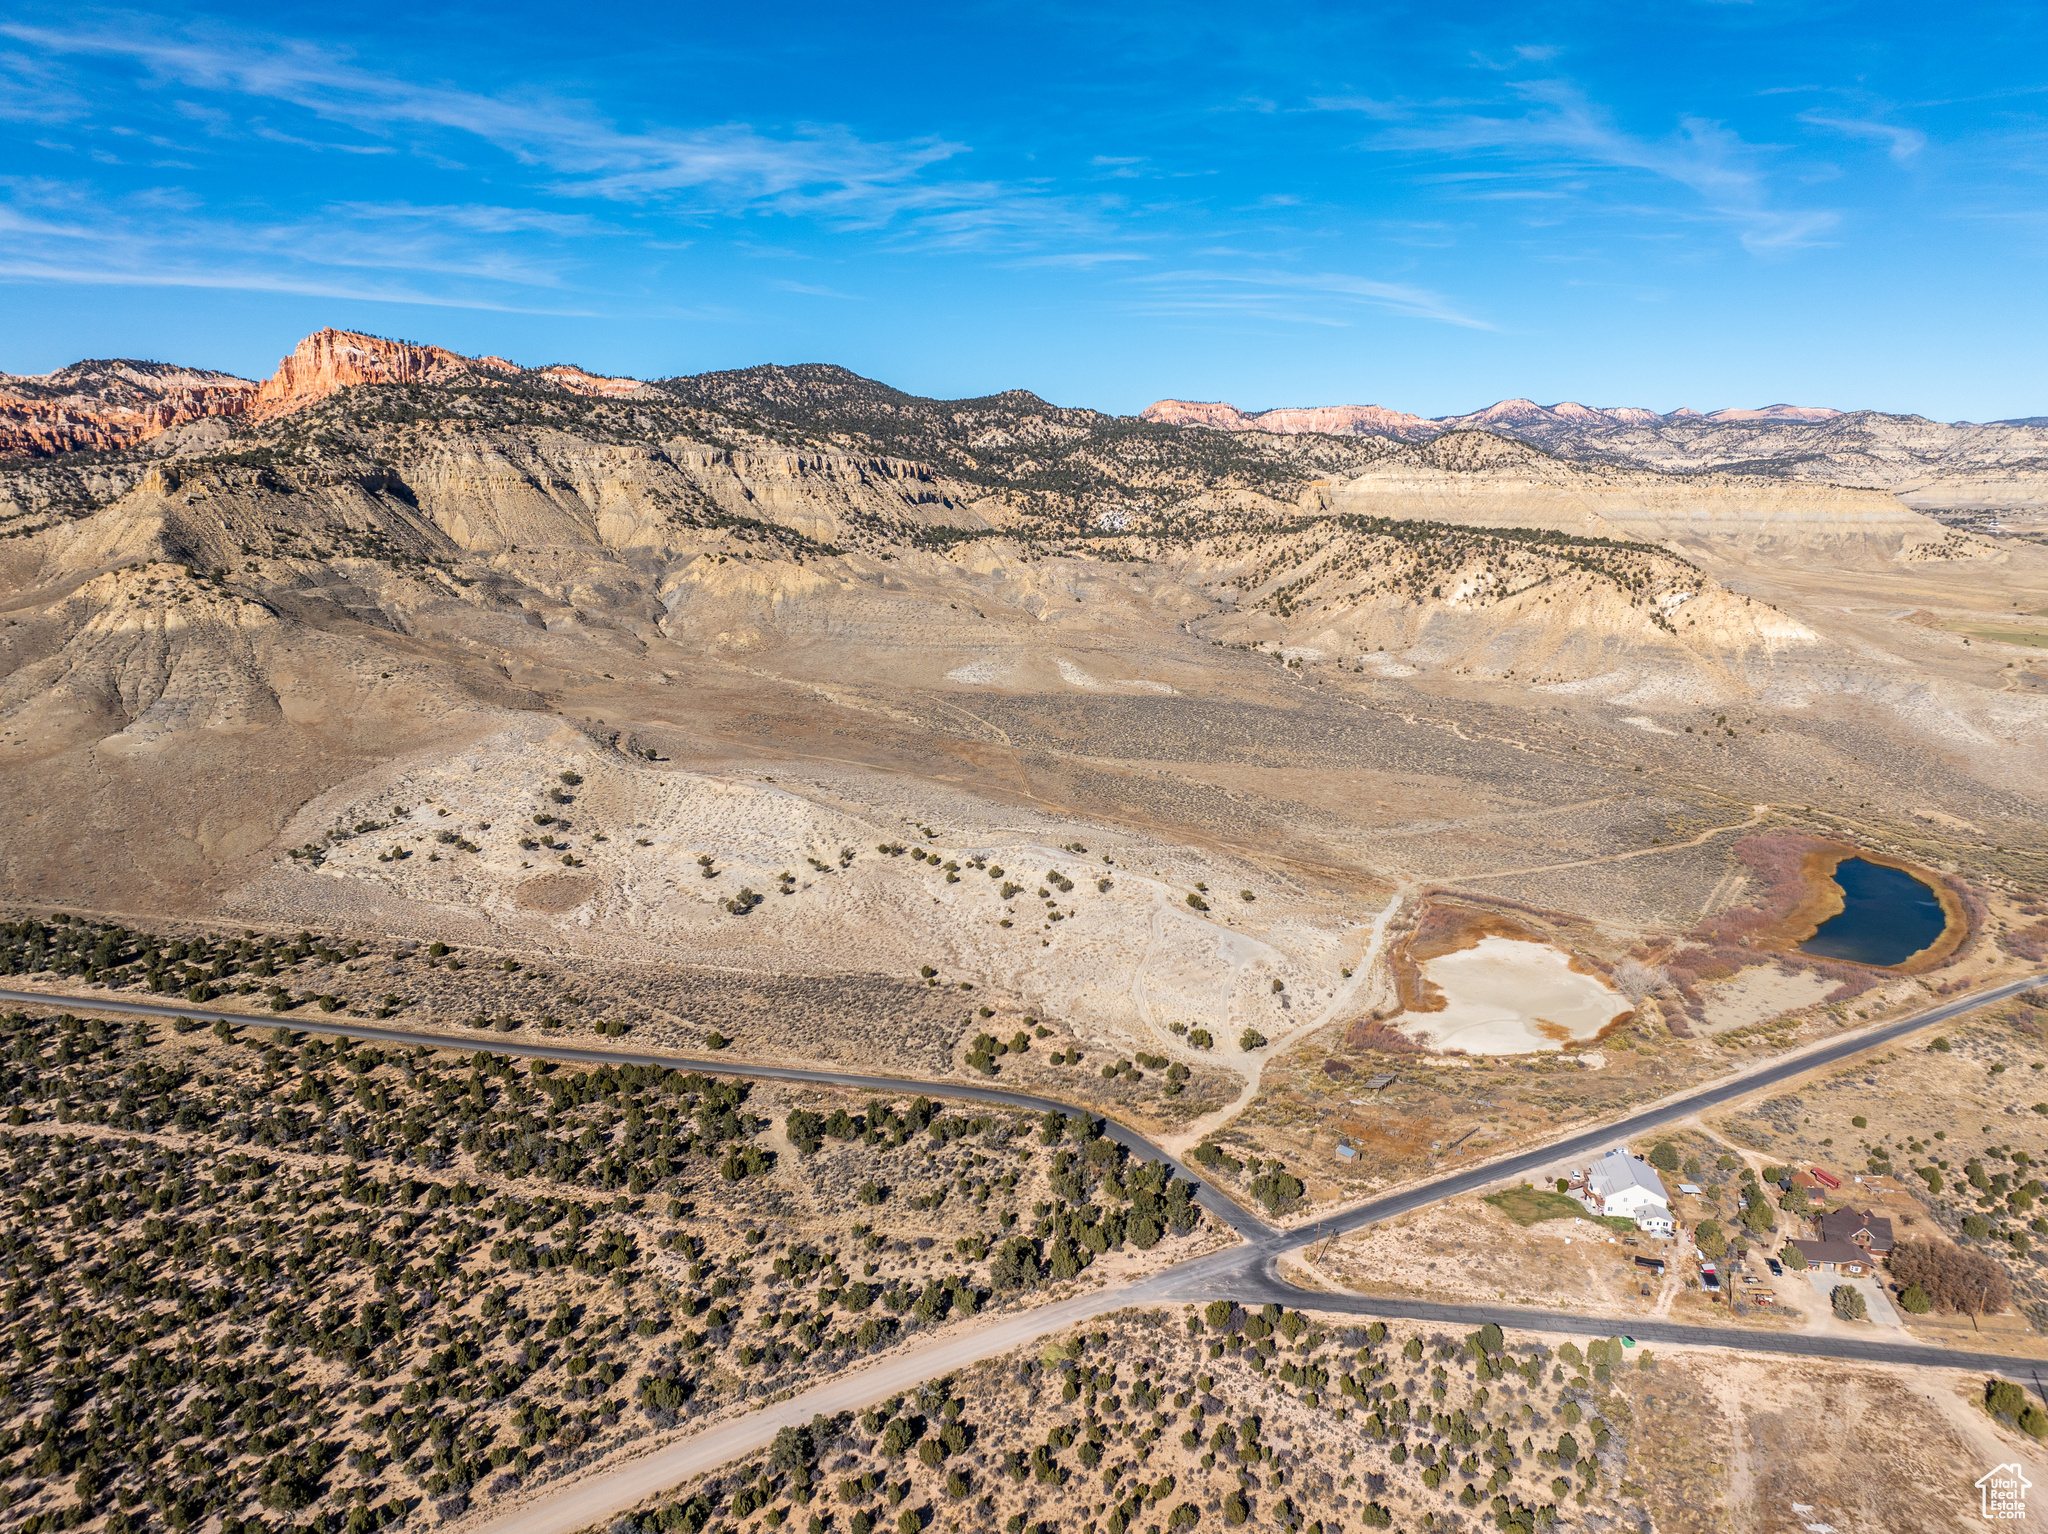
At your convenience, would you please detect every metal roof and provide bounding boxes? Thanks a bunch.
[1586,1148,1670,1204]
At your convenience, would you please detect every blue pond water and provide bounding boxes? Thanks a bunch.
[1799,857,1948,966]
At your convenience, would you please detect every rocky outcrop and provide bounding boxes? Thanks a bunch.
[249,329,520,420]
[1326,434,1942,553]
[5,331,674,457]
[537,365,654,400]
[0,361,258,457]
[399,433,986,552]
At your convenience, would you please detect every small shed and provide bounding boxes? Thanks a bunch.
[1810,1166,1842,1190]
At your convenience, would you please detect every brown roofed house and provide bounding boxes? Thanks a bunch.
[1817,1207,1895,1255]
[1787,1239,1873,1275]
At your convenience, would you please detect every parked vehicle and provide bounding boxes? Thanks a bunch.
[1765,1257,1783,1277]
[1700,1263,1721,1292]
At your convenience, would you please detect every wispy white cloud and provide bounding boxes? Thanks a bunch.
[769,278,864,298]
[1006,250,1151,268]
[335,201,605,236]
[252,124,395,154]
[1798,112,1926,163]
[0,17,1140,283]
[0,253,597,312]
[0,44,85,123]
[0,18,1138,307]
[0,175,594,306]
[1306,94,1406,119]
[1369,80,1839,253]
[1129,267,1490,329]
[0,23,985,221]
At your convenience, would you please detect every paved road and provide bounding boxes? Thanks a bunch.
[0,987,1276,1240]
[1219,1253,2048,1381]
[8,971,2047,1534]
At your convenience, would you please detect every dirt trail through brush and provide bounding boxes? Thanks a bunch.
[1160,891,1404,1158]
[1444,802,1768,882]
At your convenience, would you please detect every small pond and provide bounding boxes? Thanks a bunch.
[1799,857,1948,966]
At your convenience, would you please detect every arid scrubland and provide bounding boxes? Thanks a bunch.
[0,997,1215,1534]
[611,1306,1660,1534]
[605,1306,2047,1534]
[2,331,2048,1534]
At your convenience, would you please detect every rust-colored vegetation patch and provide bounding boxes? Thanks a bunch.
[1385,899,1545,1015]
[1339,1106,1441,1163]
[1582,1009,1638,1047]
[1644,831,1972,1031]
[1726,832,1966,971]
[1341,1017,1431,1053]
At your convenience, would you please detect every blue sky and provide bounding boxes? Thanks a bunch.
[2,3,2044,419]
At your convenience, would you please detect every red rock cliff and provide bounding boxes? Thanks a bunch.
[0,361,259,457]
[248,328,520,420]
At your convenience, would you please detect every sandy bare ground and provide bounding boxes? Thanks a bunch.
[1399,935,1627,1053]
[1159,890,1402,1157]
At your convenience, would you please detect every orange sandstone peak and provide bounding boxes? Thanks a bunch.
[247,328,520,421]
[0,328,664,458]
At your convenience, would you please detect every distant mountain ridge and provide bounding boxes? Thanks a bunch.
[1142,394,2048,508]
[6,329,2045,508]
[1140,396,1846,438]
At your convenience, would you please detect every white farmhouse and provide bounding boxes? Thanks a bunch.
[1576,1147,1675,1235]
